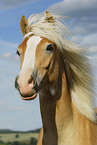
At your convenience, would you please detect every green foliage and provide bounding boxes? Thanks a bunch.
[19,143,27,145]
[15,134,19,138]
[0,140,4,143]
[12,141,20,145]
[6,142,12,145]
[30,137,37,145]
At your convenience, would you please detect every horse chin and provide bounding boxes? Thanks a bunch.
[21,93,37,101]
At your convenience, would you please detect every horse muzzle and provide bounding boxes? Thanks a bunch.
[15,74,39,100]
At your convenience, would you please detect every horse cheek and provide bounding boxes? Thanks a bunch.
[48,61,59,83]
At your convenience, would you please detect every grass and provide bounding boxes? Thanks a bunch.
[0,132,39,143]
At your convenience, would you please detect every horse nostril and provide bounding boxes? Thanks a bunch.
[28,74,38,92]
[28,75,33,84]
[15,75,19,90]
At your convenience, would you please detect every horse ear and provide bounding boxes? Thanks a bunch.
[45,11,54,24]
[20,15,29,35]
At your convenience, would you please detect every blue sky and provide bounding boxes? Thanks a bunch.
[0,0,97,131]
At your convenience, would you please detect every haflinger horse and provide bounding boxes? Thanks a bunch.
[15,11,97,145]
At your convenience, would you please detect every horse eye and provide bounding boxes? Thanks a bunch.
[46,44,54,52]
[16,50,20,56]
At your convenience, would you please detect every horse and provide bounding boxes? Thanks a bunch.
[15,11,97,145]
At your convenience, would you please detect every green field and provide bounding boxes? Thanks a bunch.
[0,132,38,142]
[0,130,40,145]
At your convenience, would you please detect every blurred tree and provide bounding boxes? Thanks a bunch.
[12,141,20,145]
[30,137,37,145]
[16,134,19,138]
[0,140,4,144]
[7,141,12,145]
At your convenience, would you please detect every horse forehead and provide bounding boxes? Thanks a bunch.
[20,35,52,53]
[18,35,41,51]
[21,36,43,69]
[27,36,42,49]
[26,36,52,48]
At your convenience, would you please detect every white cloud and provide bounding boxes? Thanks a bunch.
[71,34,97,66]
[70,20,97,36]
[89,46,97,54]
[82,34,97,46]
[48,0,97,56]
[48,0,97,36]
[49,0,97,18]
[0,52,19,63]
[0,39,19,62]
[49,0,97,70]
[0,101,3,105]
[71,33,97,46]
[88,56,97,67]
[1,52,12,58]
[0,69,4,73]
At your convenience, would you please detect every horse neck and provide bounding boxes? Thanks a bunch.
[39,70,96,145]
[55,71,73,143]
[71,103,96,145]
[39,69,72,145]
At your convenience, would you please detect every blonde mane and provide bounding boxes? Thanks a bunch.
[26,12,96,122]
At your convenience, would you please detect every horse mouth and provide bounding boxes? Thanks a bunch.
[15,75,38,101]
[19,84,38,101]
[21,93,37,101]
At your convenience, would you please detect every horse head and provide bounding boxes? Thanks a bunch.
[15,11,62,100]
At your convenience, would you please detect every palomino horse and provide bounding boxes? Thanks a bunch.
[15,11,97,145]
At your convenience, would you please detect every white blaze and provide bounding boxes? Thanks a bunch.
[18,36,42,91]
[22,36,42,70]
